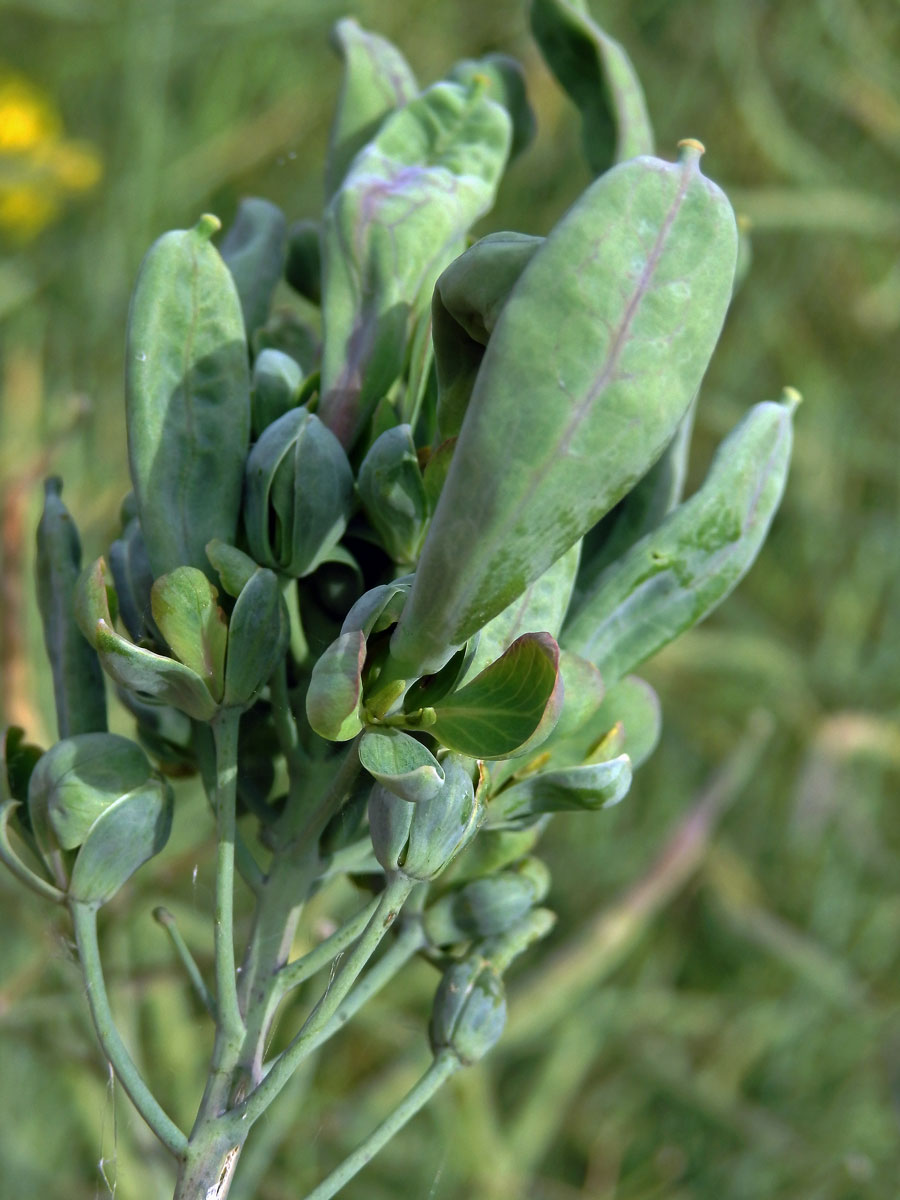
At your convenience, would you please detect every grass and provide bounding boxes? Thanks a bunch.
[1,0,898,1196]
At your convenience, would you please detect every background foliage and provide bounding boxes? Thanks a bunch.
[1,1,898,1197]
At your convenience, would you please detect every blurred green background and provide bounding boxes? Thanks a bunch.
[1,0,898,1197]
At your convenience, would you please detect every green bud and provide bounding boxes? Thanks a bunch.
[429,956,506,1066]
[423,856,550,946]
[243,407,355,578]
[368,754,482,881]
[222,568,289,708]
[357,425,429,565]
[251,348,303,439]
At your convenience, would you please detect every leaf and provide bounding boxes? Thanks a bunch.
[35,477,107,738]
[429,633,562,760]
[69,776,173,907]
[223,569,289,707]
[205,539,259,598]
[389,144,737,677]
[447,53,536,160]
[531,0,653,174]
[109,514,156,643]
[220,197,287,336]
[358,728,444,802]
[587,675,661,770]
[432,232,542,440]
[126,214,251,579]
[306,630,366,741]
[325,17,419,199]
[318,79,511,448]
[562,396,796,684]
[151,567,227,702]
[462,541,581,682]
[357,424,429,563]
[285,219,322,305]
[553,649,605,740]
[489,753,631,822]
[250,347,303,439]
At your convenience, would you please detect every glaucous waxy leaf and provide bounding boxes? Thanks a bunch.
[306,630,366,741]
[368,754,481,881]
[341,575,413,638]
[35,477,107,738]
[205,540,258,599]
[531,0,653,174]
[430,955,506,1066]
[488,752,632,823]
[28,733,151,854]
[109,514,156,643]
[220,197,287,337]
[223,568,289,707]
[68,775,173,907]
[389,143,737,678]
[575,398,696,603]
[126,214,250,580]
[251,348,303,439]
[318,80,512,449]
[358,727,444,803]
[461,541,581,682]
[325,17,419,200]
[433,233,542,441]
[243,407,355,577]
[76,558,219,723]
[588,674,661,770]
[552,649,605,740]
[357,424,429,564]
[562,395,796,685]
[447,54,536,160]
[150,568,227,703]
[428,633,563,760]
[285,219,322,305]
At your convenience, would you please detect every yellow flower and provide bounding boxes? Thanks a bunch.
[0,71,102,239]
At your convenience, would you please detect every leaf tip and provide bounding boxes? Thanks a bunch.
[194,213,222,240]
[676,137,705,166]
[781,385,802,413]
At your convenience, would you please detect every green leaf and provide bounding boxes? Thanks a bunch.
[251,347,303,439]
[109,514,156,643]
[35,478,107,738]
[531,0,653,174]
[223,568,289,707]
[306,630,366,741]
[28,733,151,853]
[429,633,562,759]
[462,541,581,682]
[389,143,737,677]
[489,753,631,822]
[205,539,259,598]
[151,567,227,702]
[357,424,429,564]
[126,213,251,579]
[447,53,536,160]
[325,17,419,199]
[220,197,287,337]
[95,620,219,722]
[318,79,511,449]
[432,232,542,440]
[69,776,173,906]
[358,727,444,802]
[588,675,661,770]
[562,396,796,684]
[553,649,605,740]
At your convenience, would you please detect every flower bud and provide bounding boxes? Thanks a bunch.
[429,956,506,1066]
[423,856,550,947]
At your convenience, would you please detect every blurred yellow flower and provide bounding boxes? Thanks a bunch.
[0,71,102,239]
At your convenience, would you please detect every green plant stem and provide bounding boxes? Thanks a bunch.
[301,1050,461,1200]
[211,708,246,1053]
[70,900,188,1158]
[273,895,382,1000]
[281,577,309,667]
[236,872,415,1126]
[154,906,216,1017]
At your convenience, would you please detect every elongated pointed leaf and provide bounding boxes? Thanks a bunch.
[490,753,631,822]
[306,630,366,741]
[359,727,444,802]
[319,80,511,448]
[223,568,289,706]
[151,567,227,701]
[325,17,419,199]
[35,478,107,737]
[562,396,796,684]
[429,633,562,759]
[126,214,250,579]
[531,0,653,173]
[390,144,737,677]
